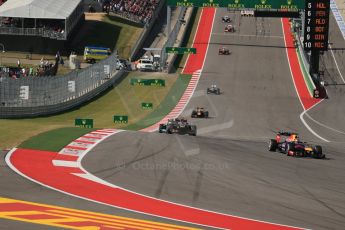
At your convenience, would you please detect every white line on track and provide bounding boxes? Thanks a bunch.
[281,19,329,143]
[300,102,330,143]
[305,112,345,135]
[329,43,345,83]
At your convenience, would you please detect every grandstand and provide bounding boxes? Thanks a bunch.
[0,0,84,40]
[102,0,159,25]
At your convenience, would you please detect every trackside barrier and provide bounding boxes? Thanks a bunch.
[0,53,125,118]
[161,7,191,72]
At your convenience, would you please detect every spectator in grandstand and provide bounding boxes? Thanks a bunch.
[101,0,159,24]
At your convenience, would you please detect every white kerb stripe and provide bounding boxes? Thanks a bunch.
[53,160,78,168]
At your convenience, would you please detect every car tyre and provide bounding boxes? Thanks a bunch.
[159,124,164,133]
[189,125,197,136]
[313,145,323,158]
[268,139,278,151]
[286,143,295,156]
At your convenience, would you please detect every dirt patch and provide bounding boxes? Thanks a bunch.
[85,13,106,21]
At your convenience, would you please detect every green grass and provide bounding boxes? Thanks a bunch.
[19,127,96,152]
[10,73,192,151]
[125,74,192,130]
[0,72,179,149]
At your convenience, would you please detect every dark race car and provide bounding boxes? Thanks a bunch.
[219,47,231,55]
[224,24,235,32]
[159,118,197,136]
[268,131,325,159]
[191,107,209,118]
[207,85,221,95]
[221,16,232,23]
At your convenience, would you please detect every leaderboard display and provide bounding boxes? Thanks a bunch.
[304,0,330,51]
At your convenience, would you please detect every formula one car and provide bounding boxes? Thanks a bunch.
[224,24,235,32]
[268,131,325,159]
[219,47,231,55]
[221,16,232,23]
[191,107,209,118]
[207,85,221,95]
[159,118,197,136]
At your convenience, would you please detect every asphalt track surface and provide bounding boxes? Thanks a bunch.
[2,9,345,230]
[83,9,345,230]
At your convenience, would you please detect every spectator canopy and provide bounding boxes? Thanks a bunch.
[0,0,84,40]
[0,0,81,19]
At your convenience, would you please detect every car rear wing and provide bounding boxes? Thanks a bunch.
[278,131,298,136]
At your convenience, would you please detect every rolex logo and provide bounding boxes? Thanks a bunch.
[209,0,213,2]
[235,0,239,4]
[287,0,292,5]
[120,117,123,120]
[261,0,267,4]
[82,120,86,125]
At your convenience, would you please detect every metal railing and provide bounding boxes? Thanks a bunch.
[0,26,67,40]
[0,53,124,118]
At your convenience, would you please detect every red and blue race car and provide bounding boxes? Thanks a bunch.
[268,131,325,159]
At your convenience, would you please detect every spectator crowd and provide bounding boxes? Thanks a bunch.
[100,0,159,24]
[0,57,59,79]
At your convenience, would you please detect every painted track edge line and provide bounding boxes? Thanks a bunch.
[300,101,331,143]
[305,113,345,135]
[281,19,328,143]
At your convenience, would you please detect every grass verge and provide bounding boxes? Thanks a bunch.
[125,74,192,130]
[0,72,178,149]
[19,127,96,152]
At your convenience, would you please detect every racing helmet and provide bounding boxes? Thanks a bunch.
[290,134,299,142]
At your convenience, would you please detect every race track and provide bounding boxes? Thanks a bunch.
[2,8,345,230]
[83,9,345,230]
